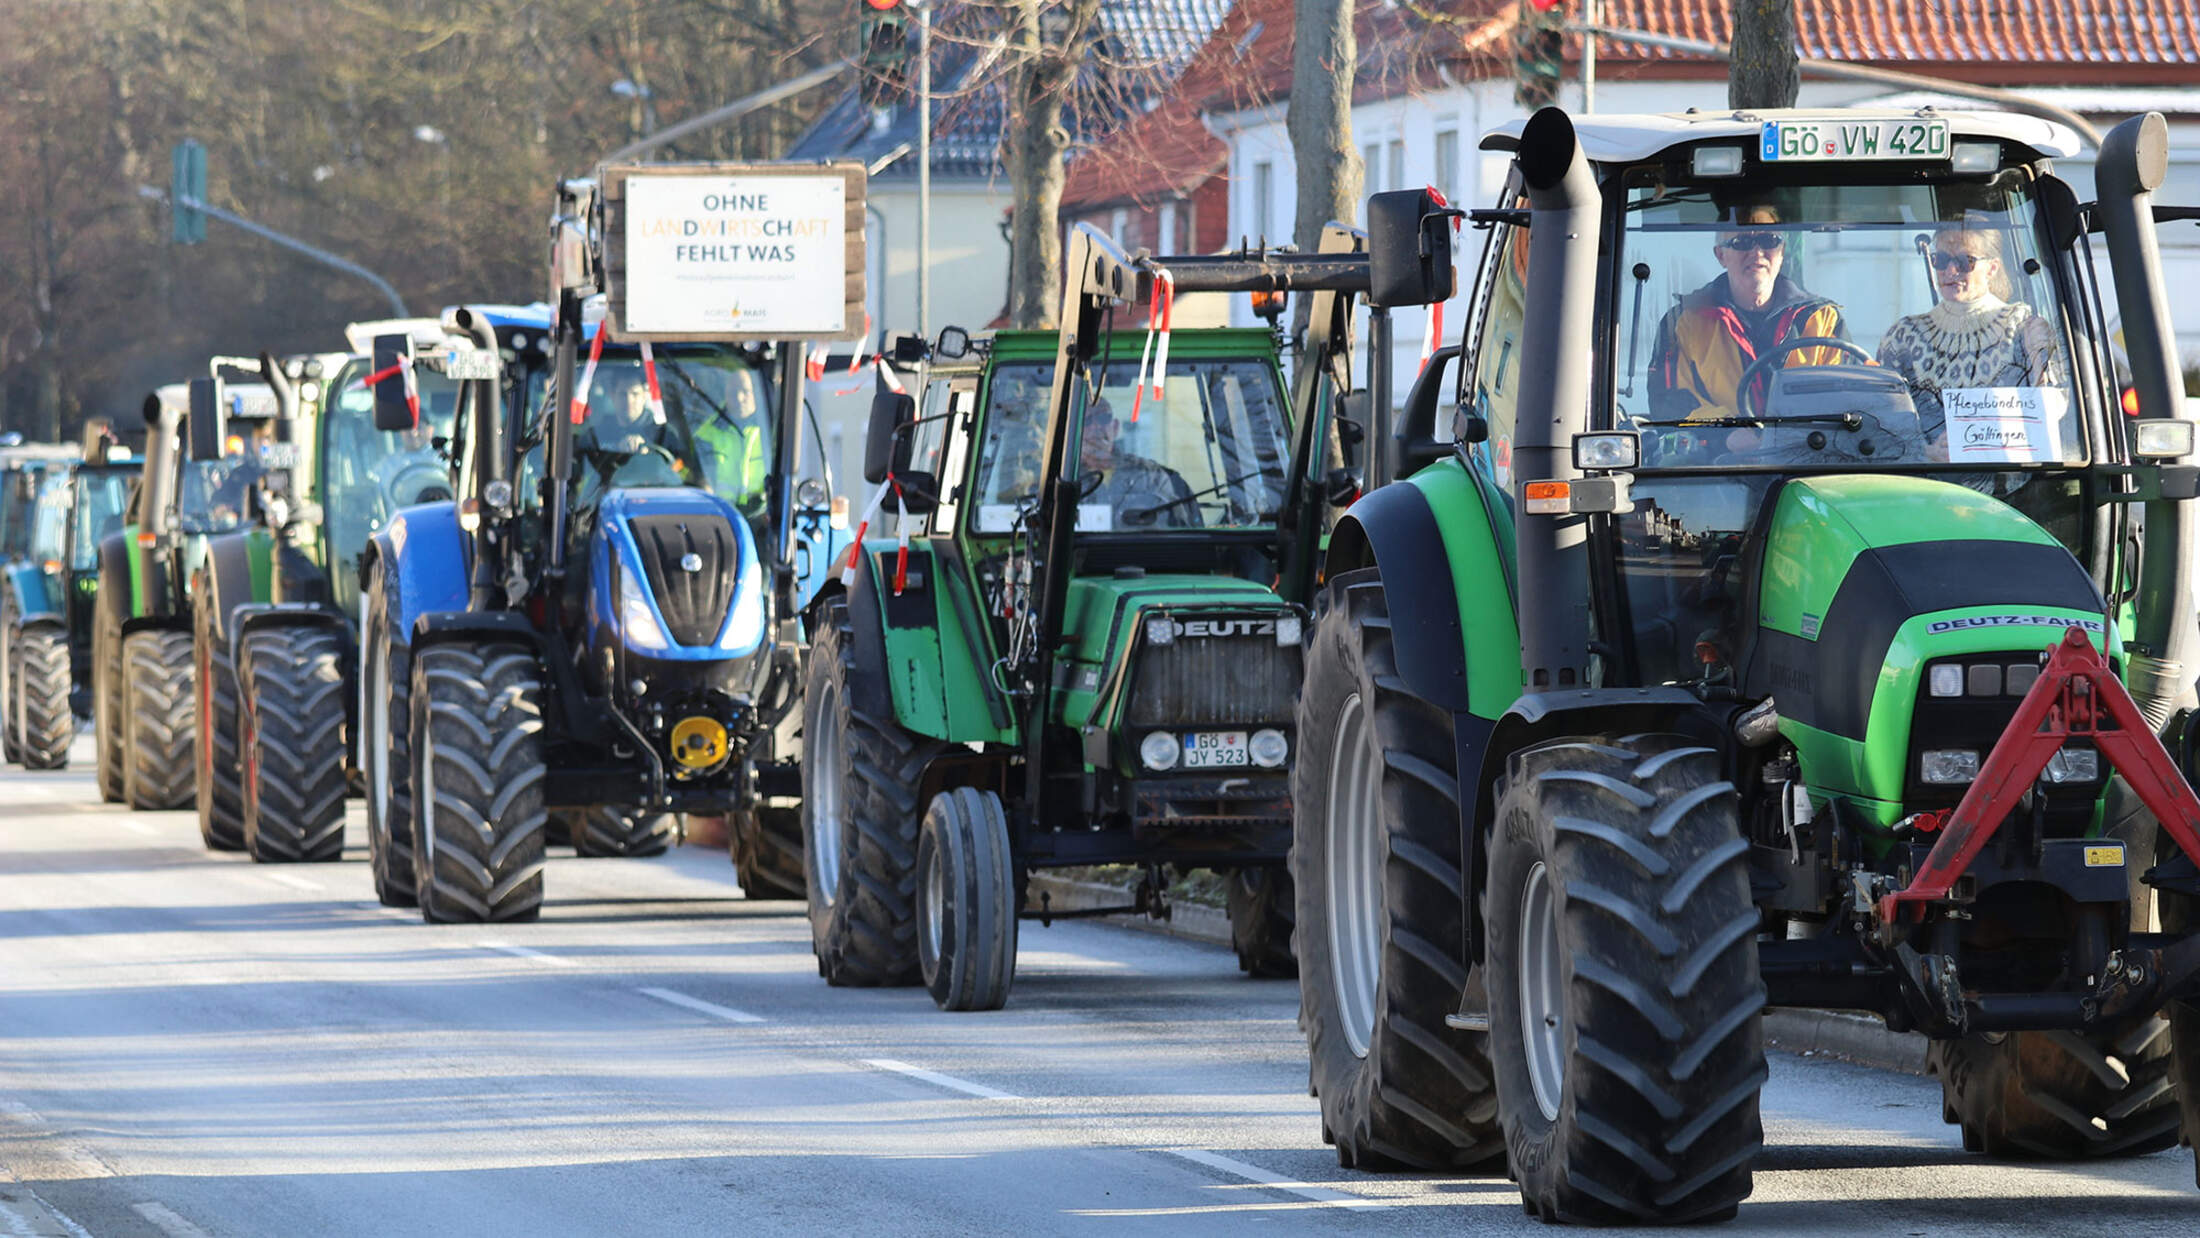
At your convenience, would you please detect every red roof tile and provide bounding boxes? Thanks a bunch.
[1593,1,2200,67]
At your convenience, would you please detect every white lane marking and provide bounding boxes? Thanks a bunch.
[1159,1148,1388,1211]
[477,941,575,966]
[637,986,765,1024]
[863,1058,1021,1101]
[130,1202,212,1238]
[254,871,323,892]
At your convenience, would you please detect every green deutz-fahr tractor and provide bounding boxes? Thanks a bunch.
[100,371,273,816]
[191,334,458,863]
[803,228,1378,1009]
[1291,106,2200,1221]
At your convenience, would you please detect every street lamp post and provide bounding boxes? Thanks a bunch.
[915,0,932,344]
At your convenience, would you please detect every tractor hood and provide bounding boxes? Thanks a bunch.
[1739,475,2112,814]
[1051,573,1302,740]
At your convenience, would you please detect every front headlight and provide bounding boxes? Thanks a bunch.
[618,559,670,652]
[1274,616,1302,647]
[717,549,766,653]
[1249,728,1288,768]
[2042,749,2099,784]
[1140,731,1179,771]
[1920,749,1979,785]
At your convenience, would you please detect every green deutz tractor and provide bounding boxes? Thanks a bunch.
[1292,106,2200,1221]
[99,371,272,816]
[192,334,459,863]
[802,231,1377,1009]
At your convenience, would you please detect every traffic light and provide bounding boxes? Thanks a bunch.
[858,0,912,110]
[1514,0,1564,111]
[171,139,206,245]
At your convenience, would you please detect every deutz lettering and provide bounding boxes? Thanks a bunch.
[1926,615,2104,635]
[1164,618,1277,639]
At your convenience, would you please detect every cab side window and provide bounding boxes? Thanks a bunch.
[1462,213,1528,508]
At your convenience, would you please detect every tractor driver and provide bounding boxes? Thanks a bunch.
[1648,202,1854,451]
[1078,397,1197,529]
[576,369,686,497]
[684,367,770,515]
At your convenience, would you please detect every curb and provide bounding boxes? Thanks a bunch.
[1025,873,1234,949]
[1030,874,1931,1076]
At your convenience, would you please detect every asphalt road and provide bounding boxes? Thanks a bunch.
[2,739,2195,1236]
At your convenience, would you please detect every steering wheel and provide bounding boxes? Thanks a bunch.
[1733,336,1874,422]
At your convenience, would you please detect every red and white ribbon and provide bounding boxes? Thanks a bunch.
[839,477,895,588]
[638,341,667,424]
[890,481,911,596]
[353,357,420,426]
[805,344,829,383]
[848,312,872,375]
[1130,269,1175,423]
[874,354,906,395]
[570,325,609,424]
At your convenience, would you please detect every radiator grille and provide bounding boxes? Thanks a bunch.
[1124,630,1299,729]
[629,513,737,647]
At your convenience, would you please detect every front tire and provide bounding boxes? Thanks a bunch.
[1486,735,1765,1225]
[363,570,416,906]
[916,787,1017,1011]
[802,602,943,986]
[731,804,807,899]
[122,629,194,809]
[1226,866,1297,979]
[411,642,549,923]
[193,582,245,851]
[1292,570,1503,1170]
[93,604,124,798]
[15,624,72,770]
[240,627,348,863]
[564,806,675,858]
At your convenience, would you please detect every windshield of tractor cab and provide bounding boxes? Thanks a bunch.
[967,355,1290,534]
[1614,168,2083,470]
[545,347,773,515]
[70,467,131,572]
[178,456,260,534]
[26,469,69,563]
[321,356,461,615]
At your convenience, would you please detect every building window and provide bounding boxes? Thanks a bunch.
[1253,161,1273,244]
[1158,203,1177,252]
[1110,208,1128,246]
[1435,128,1460,203]
[1363,143,1381,192]
[1388,139,1405,196]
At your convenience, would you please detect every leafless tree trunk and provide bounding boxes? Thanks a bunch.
[1729,0,1799,109]
[1002,0,1103,329]
[1287,0,1357,254]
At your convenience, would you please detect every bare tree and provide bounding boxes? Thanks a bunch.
[1729,0,1799,109]
[1288,0,1358,256]
[1000,0,1106,328]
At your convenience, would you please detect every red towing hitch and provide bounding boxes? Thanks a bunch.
[1880,625,2200,922]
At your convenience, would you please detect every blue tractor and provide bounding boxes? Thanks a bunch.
[0,441,81,766]
[360,292,845,921]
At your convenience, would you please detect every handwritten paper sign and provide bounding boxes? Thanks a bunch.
[1943,387,2068,464]
[621,173,850,337]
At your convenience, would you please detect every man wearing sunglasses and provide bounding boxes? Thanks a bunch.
[1649,202,1853,429]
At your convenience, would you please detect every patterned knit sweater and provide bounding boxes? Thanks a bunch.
[1875,297,2067,432]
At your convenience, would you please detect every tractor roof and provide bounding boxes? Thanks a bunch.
[1481,109,2081,163]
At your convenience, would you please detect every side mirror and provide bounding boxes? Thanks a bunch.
[935,326,972,359]
[892,469,939,517]
[1334,389,1369,466]
[863,388,916,485]
[890,333,930,366]
[1367,189,1456,309]
[187,377,223,462]
[1398,346,1464,473]
[371,332,417,432]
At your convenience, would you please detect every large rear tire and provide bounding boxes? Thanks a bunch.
[193,582,245,851]
[240,627,348,863]
[0,597,21,764]
[1292,570,1504,1170]
[803,602,944,986]
[1226,866,1297,979]
[916,787,1017,1011]
[731,805,807,899]
[564,806,675,858]
[1486,734,1765,1225]
[363,570,416,906]
[122,630,194,809]
[2163,864,2200,1187]
[411,642,548,923]
[15,624,72,770]
[93,604,124,798]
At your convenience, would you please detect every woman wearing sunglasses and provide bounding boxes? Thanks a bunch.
[1876,222,2066,445]
[1648,202,1854,429]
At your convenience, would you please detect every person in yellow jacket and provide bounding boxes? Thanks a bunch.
[1649,203,1853,437]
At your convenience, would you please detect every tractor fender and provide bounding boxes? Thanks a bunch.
[96,529,134,634]
[1325,460,1520,716]
[191,531,265,654]
[840,543,897,725]
[1,561,63,630]
[848,538,1015,745]
[371,502,469,647]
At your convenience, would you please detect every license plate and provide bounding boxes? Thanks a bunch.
[442,348,501,380]
[1761,119,1948,163]
[1182,731,1248,769]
